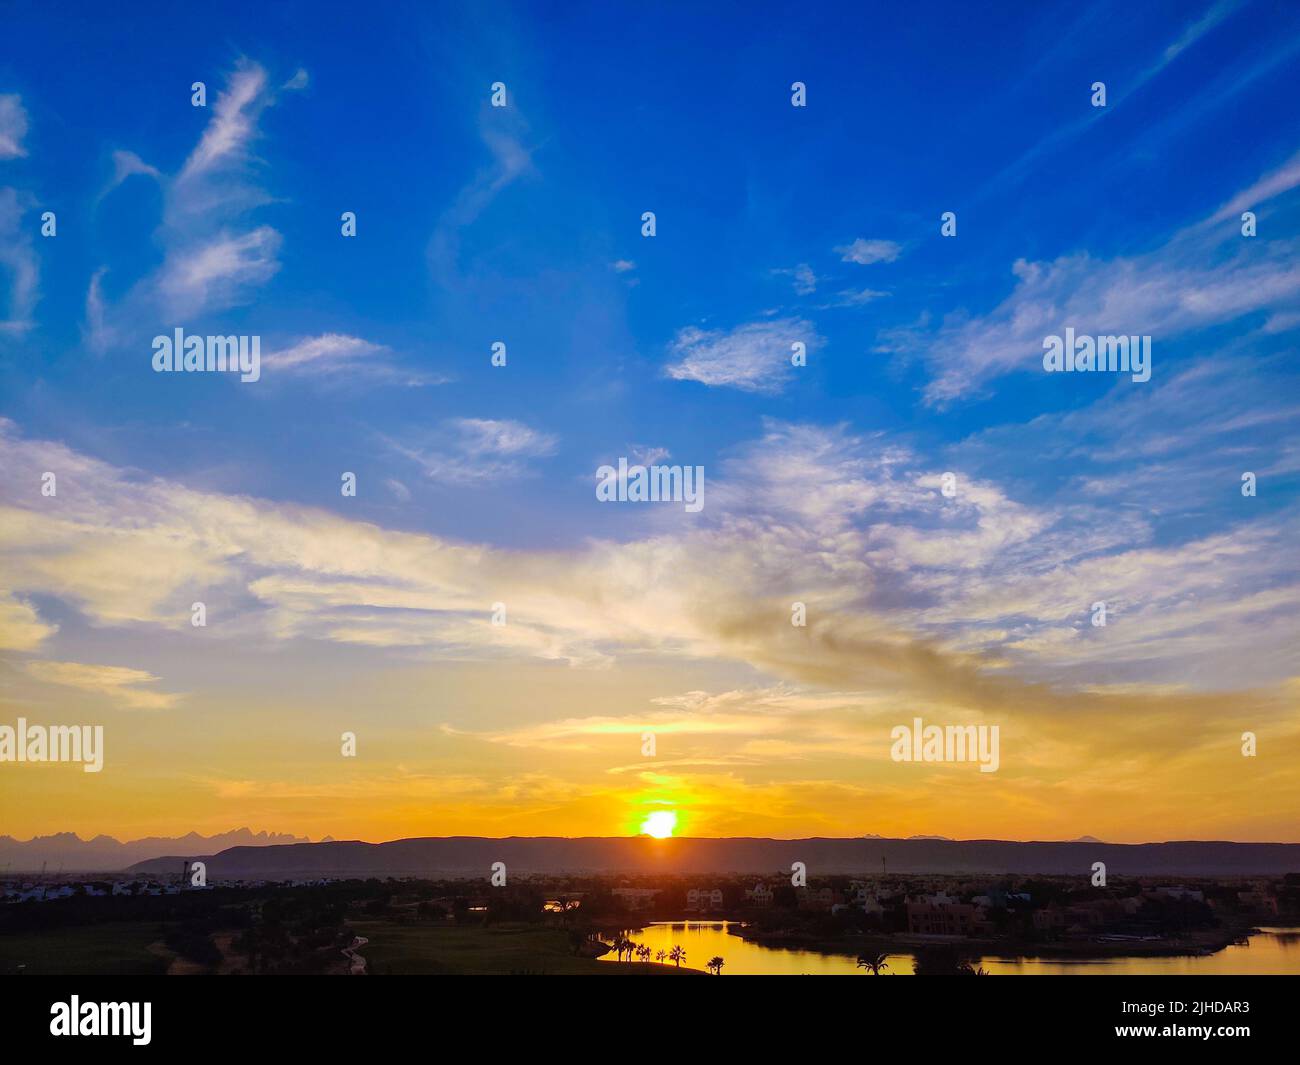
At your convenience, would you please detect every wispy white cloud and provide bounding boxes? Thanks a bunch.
[973,1,1243,201]
[1205,146,1300,226]
[23,660,181,711]
[774,263,818,294]
[260,333,448,387]
[2,410,1292,693]
[906,150,1300,406]
[82,267,110,352]
[428,126,535,284]
[919,244,1299,406]
[836,238,901,265]
[665,317,819,394]
[97,149,160,202]
[178,62,269,183]
[0,186,38,335]
[88,61,296,331]
[1160,0,1239,65]
[823,286,888,308]
[388,417,558,485]
[0,95,29,159]
[453,417,556,457]
[627,443,670,466]
[157,226,282,313]
[0,593,56,650]
[263,333,385,371]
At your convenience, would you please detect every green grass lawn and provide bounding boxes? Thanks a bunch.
[350,921,701,975]
[0,922,169,976]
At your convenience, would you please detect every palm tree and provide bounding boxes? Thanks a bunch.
[637,944,652,963]
[856,951,890,975]
[655,949,667,964]
[668,945,686,967]
[706,955,724,975]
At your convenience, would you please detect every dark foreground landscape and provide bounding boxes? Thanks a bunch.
[4,835,1298,976]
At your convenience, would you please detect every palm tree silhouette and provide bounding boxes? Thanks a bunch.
[856,951,890,975]
[655,949,667,964]
[668,945,686,967]
[613,928,637,962]
[706,955,725,975]
[637,944,652,963]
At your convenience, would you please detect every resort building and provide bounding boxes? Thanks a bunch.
[796,887,836,911]
[906,895,990,936]
[685,887,724,913]
[611,887,661,912]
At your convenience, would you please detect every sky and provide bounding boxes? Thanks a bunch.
[1,0,1299,845]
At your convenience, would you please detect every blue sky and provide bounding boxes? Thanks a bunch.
[2,0,1299,841]
[2,0,1297,534]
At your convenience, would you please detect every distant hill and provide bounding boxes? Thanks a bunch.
[126,835,1300,879]
[0,828,312,872]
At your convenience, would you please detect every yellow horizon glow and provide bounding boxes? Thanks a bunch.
[4,422,1300,848]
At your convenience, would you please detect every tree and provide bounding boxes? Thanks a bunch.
[668,945,686,968]
[913,946,988,976]
[706,955,724,975]
[637,944,652,963]
[856,951,890,975]
[655,949,667,964]
[615,929,639,962]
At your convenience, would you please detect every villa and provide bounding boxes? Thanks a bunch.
[686,887,724,913]
[611,887,660,912]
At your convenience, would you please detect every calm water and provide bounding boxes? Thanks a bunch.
[601,922,1300,975]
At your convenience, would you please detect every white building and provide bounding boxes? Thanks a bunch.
[686,888,724,912]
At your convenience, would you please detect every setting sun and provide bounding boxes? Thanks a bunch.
[640,810,678,838]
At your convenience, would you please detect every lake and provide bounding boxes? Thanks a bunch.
[600,921,1300,975]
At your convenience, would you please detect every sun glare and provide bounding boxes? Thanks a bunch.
[640,810,677,838]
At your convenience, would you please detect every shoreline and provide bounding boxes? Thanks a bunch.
[730,923,1263,961]
[595,915,1286,962]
